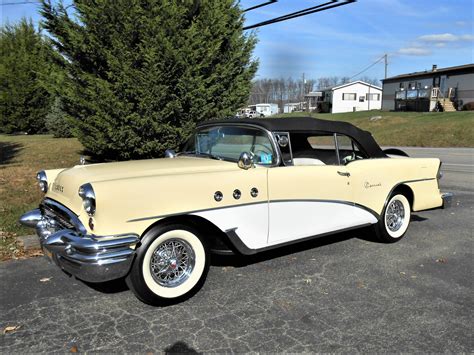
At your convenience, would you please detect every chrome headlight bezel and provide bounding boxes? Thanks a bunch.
[37,170,48,193]
[78,183,96,216]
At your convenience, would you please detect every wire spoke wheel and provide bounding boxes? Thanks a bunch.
[385,199,405,232]
[150,238,195,288]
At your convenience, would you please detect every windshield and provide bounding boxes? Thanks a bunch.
[183,125,276,165]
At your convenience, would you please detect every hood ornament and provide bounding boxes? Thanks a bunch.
[79,156,86,165]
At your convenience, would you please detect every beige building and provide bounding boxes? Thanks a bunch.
[381,63,474,112]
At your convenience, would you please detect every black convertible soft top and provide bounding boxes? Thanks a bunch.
[199,117,387,158]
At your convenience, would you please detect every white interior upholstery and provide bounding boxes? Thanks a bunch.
[293,158,326,166]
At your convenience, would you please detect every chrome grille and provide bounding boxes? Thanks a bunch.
[42,205,75,230]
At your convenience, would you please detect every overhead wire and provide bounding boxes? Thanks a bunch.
[349,55,386,80]
[243,0,356,30]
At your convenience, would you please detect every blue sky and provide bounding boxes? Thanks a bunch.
[2,0,473,81]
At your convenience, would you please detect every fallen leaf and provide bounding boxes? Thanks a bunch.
[436,258,447,264]
[3,325,21,334]
[304,278,312,284]
[399,271,406,275]
[40,277,52,282]
[356,281,366,288]
[70,345,78,353]
[410,275,417,279]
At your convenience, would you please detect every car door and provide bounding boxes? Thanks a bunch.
[266,133,376,245]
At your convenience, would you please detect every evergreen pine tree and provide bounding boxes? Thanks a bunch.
[41,0,258,160]
[0,19,57,134]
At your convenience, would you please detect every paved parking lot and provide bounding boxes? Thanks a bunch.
[1,148,472,352]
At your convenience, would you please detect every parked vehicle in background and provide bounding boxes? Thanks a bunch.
[19,117,452,305]
[249,103,279,117]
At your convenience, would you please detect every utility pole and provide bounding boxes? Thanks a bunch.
[384,54,388,79]
[302,72,305,110]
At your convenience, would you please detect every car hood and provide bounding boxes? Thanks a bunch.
[46,156,237,214]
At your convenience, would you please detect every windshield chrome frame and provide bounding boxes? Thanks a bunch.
[192,123,281,167]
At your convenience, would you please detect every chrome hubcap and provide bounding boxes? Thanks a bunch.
[150,238,195,287]
[386,199,405,232]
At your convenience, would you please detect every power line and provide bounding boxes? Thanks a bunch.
[243,0,356,30]
[243,0,278,12]
[349,54,386,80]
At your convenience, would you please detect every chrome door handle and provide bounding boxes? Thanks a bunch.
[337,171,350,177]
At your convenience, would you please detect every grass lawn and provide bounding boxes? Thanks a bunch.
[275,110,474,147]
[0,134,83,260]
[0,110,473,259]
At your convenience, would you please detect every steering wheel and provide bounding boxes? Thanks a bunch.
[342,153,364,164]
[252,143,273,163]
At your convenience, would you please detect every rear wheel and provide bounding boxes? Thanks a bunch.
[375,193,411,243]
[126,224,210,305]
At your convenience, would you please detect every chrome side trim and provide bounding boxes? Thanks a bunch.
[127,198,381,223]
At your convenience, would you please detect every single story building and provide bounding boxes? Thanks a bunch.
[306,81,383,113]
[381,63,474,112]
[283,102,305,113]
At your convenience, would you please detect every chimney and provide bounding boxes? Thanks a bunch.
[432,64,438,72]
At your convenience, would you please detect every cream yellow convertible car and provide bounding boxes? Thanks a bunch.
[20,117,452,305]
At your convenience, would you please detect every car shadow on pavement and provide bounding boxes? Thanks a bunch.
[213,228,369,268]
[411,214,428,222]
[164,341,199,354]
[81,277,129,294]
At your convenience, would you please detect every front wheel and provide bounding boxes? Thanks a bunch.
[126,224,210,305]
[375,193,411,243]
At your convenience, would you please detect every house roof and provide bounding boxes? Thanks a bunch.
[382,63,474,83]
[198,116,386,158]
[320,80,382,92]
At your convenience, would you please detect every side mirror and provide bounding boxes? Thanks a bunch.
[164,149,176,158]
[238,152,254,170]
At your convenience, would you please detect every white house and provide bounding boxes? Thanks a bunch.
[306,81,382,114]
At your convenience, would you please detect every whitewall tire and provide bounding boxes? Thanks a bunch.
[126,224,210,305]
[375,193,411,243]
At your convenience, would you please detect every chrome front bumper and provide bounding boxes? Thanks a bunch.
[19,208,139,283]
[441,192,453,209]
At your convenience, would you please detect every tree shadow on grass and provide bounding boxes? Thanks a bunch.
[0,142,23,165]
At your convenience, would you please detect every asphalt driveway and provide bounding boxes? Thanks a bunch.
[1,148,472,353]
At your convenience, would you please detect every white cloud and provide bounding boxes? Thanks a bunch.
[418,33,474,43]
[397,47,431,56]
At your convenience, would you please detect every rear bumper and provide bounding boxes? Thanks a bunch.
[19,208,139,283]
[441,192,453,209]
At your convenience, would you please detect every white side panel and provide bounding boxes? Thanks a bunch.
[192,203,269,250]
[193,201,377,251]
[268,201,378,245]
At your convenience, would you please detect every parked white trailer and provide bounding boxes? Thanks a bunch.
[250,103,279,117]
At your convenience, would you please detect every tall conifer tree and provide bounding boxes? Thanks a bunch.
[41,0,258,160]
[0,19,57,134]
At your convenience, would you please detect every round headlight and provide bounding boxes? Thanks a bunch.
[36,171,48,193]
[39,180,48,193]
[78,183,96,216]
[83,198,96,215]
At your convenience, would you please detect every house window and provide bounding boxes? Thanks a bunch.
[342,93,356,100]
[359,96,365,102]
[399,82,404,89]
[366,93,380,101]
